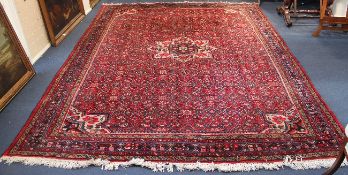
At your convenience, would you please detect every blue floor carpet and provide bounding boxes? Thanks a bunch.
[0,1,347,174]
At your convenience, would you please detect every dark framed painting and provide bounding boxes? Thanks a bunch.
[38,0,85,46]
[0,4,35,111]
[90,0,101,8]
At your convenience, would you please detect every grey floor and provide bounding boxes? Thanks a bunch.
[1,1,348,175]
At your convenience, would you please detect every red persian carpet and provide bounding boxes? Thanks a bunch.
[1,3,346,172]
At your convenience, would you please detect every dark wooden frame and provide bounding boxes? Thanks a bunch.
[313,0,348,36]
[0,4,35,111]
[90,0,101,8]
[323,137,348,175]
[38,0,85,46]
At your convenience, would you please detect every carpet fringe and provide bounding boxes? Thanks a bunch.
[0,156,347,172]
[0,1,345,173]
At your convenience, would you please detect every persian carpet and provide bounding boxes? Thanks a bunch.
[1,3,346,172]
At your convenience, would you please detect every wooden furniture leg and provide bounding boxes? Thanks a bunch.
[323,149,346,175]
[323,137,348,175]
[313,22,322,37]
[277,0,320,27]
[313,0,327,37]
[277,5,293,27]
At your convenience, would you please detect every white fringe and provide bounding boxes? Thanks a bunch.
[0,156,347,172]
[1,0,345,173]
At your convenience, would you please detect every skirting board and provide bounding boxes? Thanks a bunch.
[82,0,92,15]
[84,7,92,15]
[30,43,50,65]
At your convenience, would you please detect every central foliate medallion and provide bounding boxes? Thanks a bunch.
[149,37,216,62]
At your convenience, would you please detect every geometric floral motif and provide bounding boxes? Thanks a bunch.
[62,107,110,134]
[2,3,345,170]
[262,107,307,134]
[148,36,216,62]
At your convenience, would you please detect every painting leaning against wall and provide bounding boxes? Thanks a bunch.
[46,0,81,35]
[0,4,35,111]
[38,0,85,46]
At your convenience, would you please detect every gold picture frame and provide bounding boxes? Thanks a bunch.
[90,0,101,8]
[0,4,35,111]
[38,0,85,46]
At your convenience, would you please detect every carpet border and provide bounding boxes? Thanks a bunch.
[1,4,110,157]
[1,2,346,172]
[254,3,346,134]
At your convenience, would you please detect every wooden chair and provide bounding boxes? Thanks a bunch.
[323,125,348,175]
[313,0,348,36]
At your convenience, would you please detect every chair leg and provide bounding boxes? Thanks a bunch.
[313,25,322,37]
[323,148,346,175]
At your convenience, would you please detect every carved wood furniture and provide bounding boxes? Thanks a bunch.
[323,126,348,175]
[277,0,320,26]
[312,0,348,36]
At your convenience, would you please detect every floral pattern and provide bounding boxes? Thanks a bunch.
[2,3,345,166]
[148,37,216,62]
[63,107,110,134]
[262,107,307,134]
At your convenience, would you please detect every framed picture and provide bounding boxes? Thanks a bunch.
[0,4,35,111]
[38,0,85,46]
[90,0,101,8]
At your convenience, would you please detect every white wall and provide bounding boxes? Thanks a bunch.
[83,0,92,14]
[14,0,51,64]
[0,0,93,64]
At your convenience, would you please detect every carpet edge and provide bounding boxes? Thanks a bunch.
[0,3,111,159]
[1,155,347,172]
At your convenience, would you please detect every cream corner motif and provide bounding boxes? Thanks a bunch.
[63,107,110,134]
